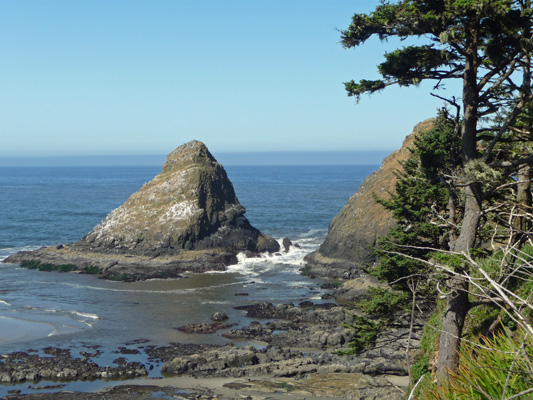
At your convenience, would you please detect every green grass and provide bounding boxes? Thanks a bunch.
[419,328,533,399]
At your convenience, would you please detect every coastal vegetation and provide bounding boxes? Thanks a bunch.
[20,260,76,273]
[341,0,533,397]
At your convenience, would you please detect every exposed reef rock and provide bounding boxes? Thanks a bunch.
[304,119,434,279]
[0,347,147,383]
[4,141,279,280]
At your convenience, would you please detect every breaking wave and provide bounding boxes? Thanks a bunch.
[0,245,41,263]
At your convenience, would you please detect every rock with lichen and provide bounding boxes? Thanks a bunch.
[4,141,279,280]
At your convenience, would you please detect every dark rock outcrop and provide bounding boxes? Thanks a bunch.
[304,120,434,279]
[175,322,236,334]
[0,299,428,400]
[210,311,229,321]
[282,237,292,252]
[4,141,279,279]
[161,300,431,380]
[0,347,147,384]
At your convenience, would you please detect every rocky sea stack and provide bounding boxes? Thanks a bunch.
[304,120,434,279]
[4,141,280,280]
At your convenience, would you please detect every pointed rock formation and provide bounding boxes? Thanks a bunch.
[4,141,279,280]
[304,119,434,279]
[82,140,277,254]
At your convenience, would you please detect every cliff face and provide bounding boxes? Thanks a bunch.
[4,141,279,280]
[305,119,434,279]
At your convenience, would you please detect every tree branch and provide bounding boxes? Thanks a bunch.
[482,95,532,162]
[489,154,533,168]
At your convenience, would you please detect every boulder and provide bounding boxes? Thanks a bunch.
[282,237,292,252]
[211,312,229,322]
[4,141,279,279]
[304,119,434,279]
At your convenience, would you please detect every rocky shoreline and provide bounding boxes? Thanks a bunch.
[1,294,432,399]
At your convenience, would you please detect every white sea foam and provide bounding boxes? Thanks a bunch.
[287,281,314,287]
[62,281,240,294]
[68,310,99,319]
[24,307,100,327]
[0,245,42,263]
[225,237,317,277]
[0,300,11,306]
[292,236,322,246]
[47,329,60,337]
[64,283,197,295]
[227,254,277,278]
[297,229,327,238]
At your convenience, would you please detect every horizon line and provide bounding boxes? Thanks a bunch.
[0,150,393,167]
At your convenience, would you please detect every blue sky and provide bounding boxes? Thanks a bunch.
[1,0,461,160]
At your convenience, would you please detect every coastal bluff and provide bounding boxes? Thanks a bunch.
[304,120,434,279]
[4,140,280,280]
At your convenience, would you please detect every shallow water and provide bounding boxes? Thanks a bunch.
[0,236,328,349]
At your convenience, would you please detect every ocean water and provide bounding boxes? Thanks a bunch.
[0,164,377,392]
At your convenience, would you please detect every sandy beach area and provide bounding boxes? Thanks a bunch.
[118,374,409,399]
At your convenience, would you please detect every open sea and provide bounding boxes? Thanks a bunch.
[0,164,378,394]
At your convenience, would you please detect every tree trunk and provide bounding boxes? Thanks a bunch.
[437,182,480,383]
[515,24,532,244]
[516,164,532,243]
[437,14,480,382]
[437,274,470,381]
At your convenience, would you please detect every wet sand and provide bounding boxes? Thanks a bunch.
[0,318,55,346]
[126,374,409,399]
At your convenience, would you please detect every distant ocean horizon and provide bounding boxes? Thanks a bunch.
[0,150,392,167]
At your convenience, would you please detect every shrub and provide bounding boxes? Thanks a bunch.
[358,287,409,316]
[341,315,382,355]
